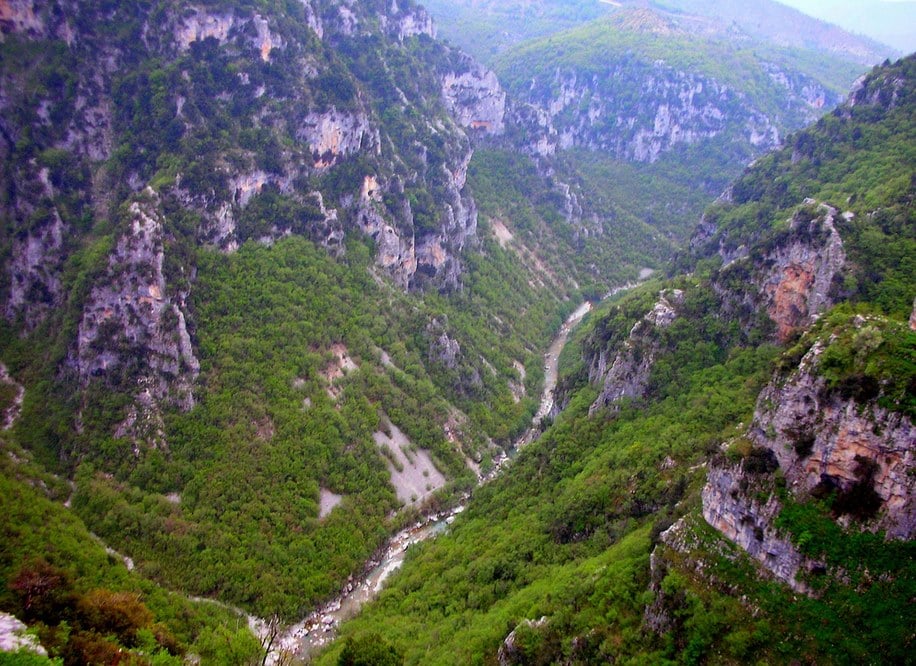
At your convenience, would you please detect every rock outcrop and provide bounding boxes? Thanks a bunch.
[73,190,199,445]
[588,289,684,414]
[441,59,506,136]
[700,313,915,596]
[702,457,815,593]
[748,322,915,539]
[709,202,847,342]
[504,46,838,164]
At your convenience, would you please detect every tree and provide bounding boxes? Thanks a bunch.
[337,633,402,666]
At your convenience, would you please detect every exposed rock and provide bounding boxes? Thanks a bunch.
[356,175,416,289]
[750,334,915,539]
[589,289,684,414]
[700,313,915,600]
[174,8,285,62]
[373,419,446,505]
[710,202,846,342]
[0,362,24,430]
[297,108,377,169]
[0,611,47,657]
[702,461,812,593]
[441,60,506,136]
[759,206,846,341]
[508,62,789,163]
[4,207,65,328]
[74,189,199,442]
[498,617,548,666]
[318,488,343,519]
[428,317,461,370]
[0,0,47,36]
[381,0,435,41]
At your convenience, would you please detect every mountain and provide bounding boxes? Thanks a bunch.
[425,0,885,265]
[317,56,915,665]
[422,0,897,65]
[496,7,857,164]
[777,0,916,54]
[0,0,586,639]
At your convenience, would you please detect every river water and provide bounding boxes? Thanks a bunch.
[267,293,626,662]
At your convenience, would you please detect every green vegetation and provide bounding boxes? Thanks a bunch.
[0,436,260,664]
[317,309,779,663]
[491,7,859,126]
[0,0,912,663]
[695,56,916,319]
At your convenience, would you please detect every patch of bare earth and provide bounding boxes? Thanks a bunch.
[318,488,343,519]
[373,420,446,505]
[322,343,359,400]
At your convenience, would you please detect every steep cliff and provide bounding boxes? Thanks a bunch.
[0,0,513,452]
[696,310,914,601]
[707,201,847,342]
[495,8,850,164]
[588,289,683,414]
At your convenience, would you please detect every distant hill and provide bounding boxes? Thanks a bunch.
[777,0,915,54]
[423,0,897,65]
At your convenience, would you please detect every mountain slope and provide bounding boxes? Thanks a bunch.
[422,0,896,65]
[497,7,859,164]
[0,0,586,622]
[318,55,915,665]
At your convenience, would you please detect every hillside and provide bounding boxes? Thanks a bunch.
[436,1,883,258]
[422,0,896,65]
[0,0,589,634]
[317,55,915,665]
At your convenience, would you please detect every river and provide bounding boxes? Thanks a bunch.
[267,284,643,662]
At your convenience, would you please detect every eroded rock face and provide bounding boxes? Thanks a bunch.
[174,8,285,62]
[750,336,915,539]
[510,63,786,163]
[356,175,416,289]
[427,317,461,370]
[4,208,65,328]
[589,289,684,414]
[759,205,846,342]
[297,109,378,169]
[702,461,813,593]
[441,60,506,136]
[711,202,847,342]
[381,0,435,41]
[74,190,199,443]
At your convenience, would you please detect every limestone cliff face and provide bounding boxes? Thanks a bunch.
[504,54,839,164]
[0,0,500,452]
[441,58,506,136]
[588,289,683,414]
[701,460,814,593]
[709,202,847,342]
[700,314,915,595]
[510,64,774,162]
[748,323,915,539]
[73,190,199,428]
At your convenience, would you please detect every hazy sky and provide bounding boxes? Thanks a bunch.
[776,0,916,53]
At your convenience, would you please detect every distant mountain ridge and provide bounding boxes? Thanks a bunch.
[422,0,897,65]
